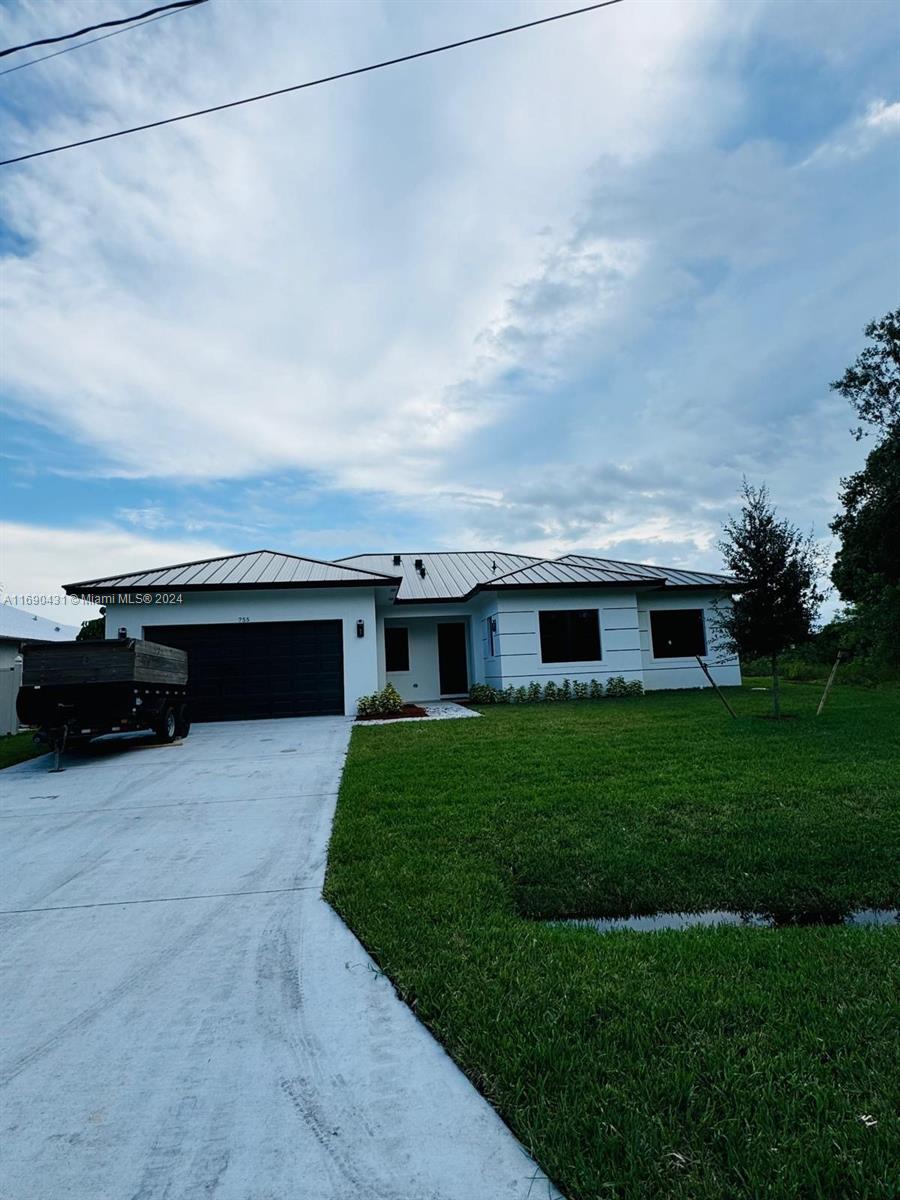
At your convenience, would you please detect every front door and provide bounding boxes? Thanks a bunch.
[437,623,468,695]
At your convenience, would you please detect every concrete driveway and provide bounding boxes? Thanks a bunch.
[1,718,560,1200]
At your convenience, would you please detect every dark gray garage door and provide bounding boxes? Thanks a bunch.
[144,621,344,721]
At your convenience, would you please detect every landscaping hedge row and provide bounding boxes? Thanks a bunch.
[469,676,643,704]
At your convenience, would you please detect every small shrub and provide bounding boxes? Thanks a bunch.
[356,683,405,718]
[515,686,529,704]
[605,676,628,698]
[379,682,404,713]
[573,680,589,701]
[356,692,379,718]
[560,679,573,700]
[469,682,498,704]
[543,681,559,702]
[501,686,515,705]
[527,680,543,703]
[589,678,604,699]
[625,679,644,697]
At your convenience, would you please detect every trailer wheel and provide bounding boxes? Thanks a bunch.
[155,705,177,743]
[175,704,191,739]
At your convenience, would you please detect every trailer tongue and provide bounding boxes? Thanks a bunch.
[17,638,190,769]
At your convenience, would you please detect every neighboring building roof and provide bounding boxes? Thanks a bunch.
[0,603,79,643]
[337,551,542,602]
[64,550,398,595]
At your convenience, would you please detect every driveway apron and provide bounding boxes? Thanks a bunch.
[0,718,560,1200]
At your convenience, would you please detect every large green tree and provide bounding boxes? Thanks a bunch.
[830,308,900,440]
[829,308,900,664]
[830,425,900,663]
[716,482,825,717]
[76,616,105,641]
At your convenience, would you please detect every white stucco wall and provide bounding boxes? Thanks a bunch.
[637,590,741,690]
[479,589,644,689]
[473,594,499,687]
[381,607,475,701]
[104,588,380,716]
[102,584,741,716]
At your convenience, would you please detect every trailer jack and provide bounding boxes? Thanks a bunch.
[48,726,68,772]
[47,705,72,772]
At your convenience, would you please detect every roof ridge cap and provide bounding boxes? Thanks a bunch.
[336,549,543,559]
[65,547,398,590]
[562,551,728,577]
[488,555,559,582]
[252,548,395,577]
[64,548,260,589]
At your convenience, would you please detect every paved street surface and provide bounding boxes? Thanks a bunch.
[1,718,560,1199]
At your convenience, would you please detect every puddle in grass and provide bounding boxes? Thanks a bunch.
[554,909,899,933]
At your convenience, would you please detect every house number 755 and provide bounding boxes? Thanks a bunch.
[237,617,251,622]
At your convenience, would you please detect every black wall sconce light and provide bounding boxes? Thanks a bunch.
[356,619,365,638]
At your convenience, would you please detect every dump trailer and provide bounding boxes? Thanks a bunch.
[17,638,190,754]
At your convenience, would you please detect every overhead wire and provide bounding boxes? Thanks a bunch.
[0,9,198,78]
[0,0,625,168]
[0,0,209,58]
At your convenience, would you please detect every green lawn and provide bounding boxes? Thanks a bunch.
[325,682,900,1200]
[0,730,45,770]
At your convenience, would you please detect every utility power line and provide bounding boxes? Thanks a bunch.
[0,0,209,59]
[0,0,625,168]
[0,10,198,78]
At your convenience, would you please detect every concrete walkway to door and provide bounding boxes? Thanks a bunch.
[0,717,561,1200]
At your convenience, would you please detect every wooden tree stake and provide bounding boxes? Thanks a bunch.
[816,651,843,717]
[695,657,738,718]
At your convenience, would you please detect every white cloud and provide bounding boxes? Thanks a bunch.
[1,0,897,598]
[803,95,900,165]
[1,0,727,491]
[0,521,230,619]
[863,99,900,131]
[116,505,171,531]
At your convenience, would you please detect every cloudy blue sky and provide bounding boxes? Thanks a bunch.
[1,0,898,618]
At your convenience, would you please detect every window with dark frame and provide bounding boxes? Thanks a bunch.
[538,609,601,663]
[384,626,410,672]
[650,609,707,658]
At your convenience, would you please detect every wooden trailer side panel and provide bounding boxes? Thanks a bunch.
[21,640,188,687]
[133,641,189,685]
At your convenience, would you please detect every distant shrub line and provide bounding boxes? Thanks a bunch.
[740,655,898,688]
[469,676,643,705]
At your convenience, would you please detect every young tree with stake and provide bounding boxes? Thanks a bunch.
[715,482,825,718]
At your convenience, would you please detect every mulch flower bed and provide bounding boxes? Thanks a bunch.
[356,703,430,722]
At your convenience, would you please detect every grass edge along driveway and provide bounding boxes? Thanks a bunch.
[324,683,899,1200]
[0,731,45,771]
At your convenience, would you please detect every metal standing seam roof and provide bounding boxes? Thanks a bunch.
[63,548,737,601]
[64,550,399,594]
[487,558,666,589]
[557,554,737,589]
[341,550,738,599]
[336,551,543,602]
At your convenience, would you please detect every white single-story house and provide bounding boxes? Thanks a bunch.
[64,549,742,720]
[1,604,79,735]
